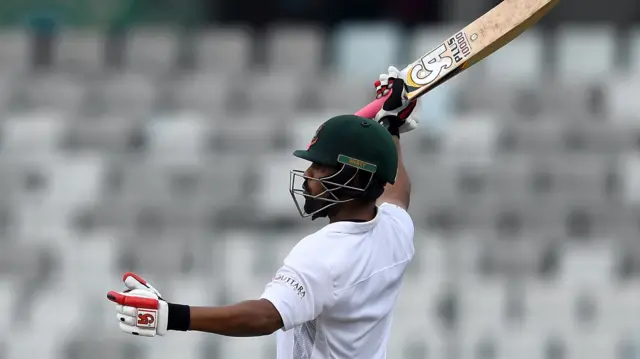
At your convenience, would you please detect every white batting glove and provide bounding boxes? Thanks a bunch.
[107,272,169,337]
[374,66,419,134]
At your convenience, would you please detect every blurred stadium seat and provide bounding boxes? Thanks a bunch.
[193,27,254,74]
[0,29,30,75]
[332,22,403,80]
[484,30,545,84]
[555,25,617,82]
[54,29,104,75]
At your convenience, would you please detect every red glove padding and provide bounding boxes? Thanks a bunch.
[107,272,169,337]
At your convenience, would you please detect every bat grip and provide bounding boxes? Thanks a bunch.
[354,91,392,119]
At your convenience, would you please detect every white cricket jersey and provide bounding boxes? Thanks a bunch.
[260,202,415,359]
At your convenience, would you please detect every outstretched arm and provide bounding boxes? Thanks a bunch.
[371,66,415,210]
[189,300,283,336]
[107,273,284,337]
[377,136,411,210]
[108,245,333,338]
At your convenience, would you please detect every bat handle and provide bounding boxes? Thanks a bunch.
[354,91,392,119]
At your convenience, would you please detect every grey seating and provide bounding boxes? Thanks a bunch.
[171,72,232,115]
[1,112,67,156]
[528,155,609,203]
[21,73,85,113]
[486,156,532,201]
[54,29,104,75]
[265,24,324,74]
[0,74,14,112]
[460,82,543,117]
[63,337,145,359]
[560,120,633,155]
[144,113,211,164]
[605,75,640,119]
[194,27,253,74]
[555,25,617,82]
[630,27,640,74]
[117,238,197,277]
[62,114,145,156]
[0,242,43,280]
[125,27,179,76]
[332,22,402,81]
[244,71,300,115]
[483,29,545,84]
[98,72,157,118]
[496,119,565,156]
[456,163,491,200]
[0,30,30,75]
[315,73,372,113]
[540,81,606,117]
[209,115,286,154]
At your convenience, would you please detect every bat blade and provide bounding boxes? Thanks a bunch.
[355,0,559,118]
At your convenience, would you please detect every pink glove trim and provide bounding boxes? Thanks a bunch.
[354,91,392,119]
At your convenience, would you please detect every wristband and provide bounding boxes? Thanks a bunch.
[388,125,400,137]
[378,116,400,137]
[167,303,191,331]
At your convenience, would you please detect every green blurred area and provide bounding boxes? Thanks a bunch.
[0,0,204,29]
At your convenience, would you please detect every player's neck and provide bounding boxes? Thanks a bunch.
[329,203,376,223]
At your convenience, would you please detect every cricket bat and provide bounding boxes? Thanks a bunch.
[355,0,559,118]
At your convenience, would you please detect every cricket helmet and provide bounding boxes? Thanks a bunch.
[289,114,398,219]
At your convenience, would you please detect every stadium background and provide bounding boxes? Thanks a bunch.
[0,0,639,358]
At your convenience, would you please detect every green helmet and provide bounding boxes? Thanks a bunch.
[289,114,398,218]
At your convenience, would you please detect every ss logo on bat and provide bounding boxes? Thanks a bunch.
[408,44,453,87]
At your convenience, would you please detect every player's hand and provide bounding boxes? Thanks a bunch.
[106,272,169,337]
[374,66,419,136]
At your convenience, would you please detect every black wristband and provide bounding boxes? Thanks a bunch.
[388,125,400,137]
[167,303,191,331]
[378,116,400,137]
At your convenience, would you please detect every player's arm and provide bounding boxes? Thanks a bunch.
[188,300,283,336]
[373,66,416,210]
[377,136,411,210]
[191,248,333,336]
[107,242,334,338]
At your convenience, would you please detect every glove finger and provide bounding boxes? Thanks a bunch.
[119,322,156,337]
[378,73,390,86]
[123,272,151,291]
[388,66,401,78]
[116,305,137,317]
[107,291,159,309]
[123,273,162,297]
[117,313,136,326]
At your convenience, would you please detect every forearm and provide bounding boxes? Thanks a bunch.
[378,136,411,209]
[188,299,283,337]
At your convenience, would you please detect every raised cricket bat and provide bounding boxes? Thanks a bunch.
[355,0,559,118]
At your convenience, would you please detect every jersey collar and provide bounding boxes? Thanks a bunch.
[325,207,381,234]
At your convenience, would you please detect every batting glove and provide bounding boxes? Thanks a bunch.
[107,272,190,337]
[374,66,419,136]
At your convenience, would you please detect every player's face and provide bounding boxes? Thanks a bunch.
[302,163,334,195]
[302,163,336,214]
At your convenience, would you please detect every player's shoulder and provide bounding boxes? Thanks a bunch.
[378,202,415,238]
[281,229,339,275]
[378,201,412,219]
[286,228,334,259]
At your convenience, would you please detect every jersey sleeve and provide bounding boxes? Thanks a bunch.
[379,202,415,240]
[259,238,335,331]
